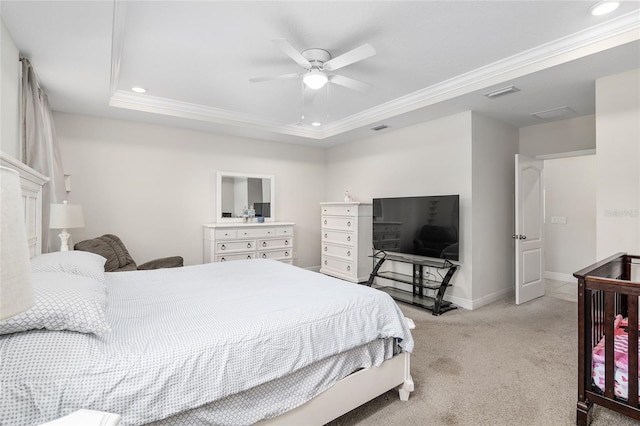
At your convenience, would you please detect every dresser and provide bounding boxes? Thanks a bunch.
[203,222,295,264]
[320,202,372,283]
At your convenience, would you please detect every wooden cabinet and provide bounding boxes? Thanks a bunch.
[204,222,294,264]
[320,202,372,283]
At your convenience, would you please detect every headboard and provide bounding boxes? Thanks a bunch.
[0,152,49,257]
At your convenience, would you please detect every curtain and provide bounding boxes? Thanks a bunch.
[21,58,66,253]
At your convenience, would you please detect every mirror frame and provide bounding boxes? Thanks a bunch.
[216,171,276,223]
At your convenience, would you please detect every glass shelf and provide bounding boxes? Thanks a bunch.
[370,252,454,269]
[376,270,450,290]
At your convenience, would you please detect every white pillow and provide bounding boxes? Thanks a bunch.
[31,250,107,285]
[0,272,111,337]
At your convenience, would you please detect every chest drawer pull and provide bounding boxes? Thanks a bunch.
[284,240,289,245]
[221,257,226,262]
[221,244,226,250]
[324,220,327,225]
[247,242,252,248]
[347,251,351,257]
[347,221,351,227]
[347,265,351,271]
[324,246,327,252]
[262,253,267,259]
[285,251,289,257]
[347,236,351,242]
[262,241,267,247]
[247,255,251,259]
[324,233,328,238]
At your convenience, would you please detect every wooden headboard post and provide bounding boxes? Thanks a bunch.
[0,152,49,257]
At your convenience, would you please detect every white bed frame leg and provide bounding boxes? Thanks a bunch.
[398,375,414,401]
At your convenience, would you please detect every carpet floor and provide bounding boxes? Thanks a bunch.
[327,295,638,426]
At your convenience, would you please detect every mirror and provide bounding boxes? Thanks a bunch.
[216,171,275,222]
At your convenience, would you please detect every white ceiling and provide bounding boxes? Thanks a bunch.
[2,1,639,147]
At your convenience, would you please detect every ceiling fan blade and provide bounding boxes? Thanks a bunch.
[323,44,376,71]
[249,73,301,83]
[329,74,372,92]
[272,38,311,69]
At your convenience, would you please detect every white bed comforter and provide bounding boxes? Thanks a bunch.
[1,259,413,425]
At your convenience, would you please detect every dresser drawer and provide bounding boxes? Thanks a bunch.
[321,256,355,277]
[322,244,355,260]
[214,228,237,239]
[321,205,358,216]
[237,227,278,238]
[322,229,354,246]
[258,237,292,250]
[217,253,254,262]
[258,249,292,260]
[322,216,355,230]
[216,240,255,252]
[276,227,294,236]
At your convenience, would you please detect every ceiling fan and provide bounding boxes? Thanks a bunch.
[250,38,376,92]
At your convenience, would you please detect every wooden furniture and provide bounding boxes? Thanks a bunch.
[575,252,640,425]
[0,152,48,257]
[320,202,372,283]
[203,222,294,264]
[368,252,458,315]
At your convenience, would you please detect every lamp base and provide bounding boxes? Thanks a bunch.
[58,229,70,251]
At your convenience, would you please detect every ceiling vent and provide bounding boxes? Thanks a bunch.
[483,85,520,99]
[530,106,575,120]
[371,124,390,131]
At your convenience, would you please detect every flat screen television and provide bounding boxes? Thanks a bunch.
[372,195,459,261]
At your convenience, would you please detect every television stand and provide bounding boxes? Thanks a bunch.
[367,253,458,316]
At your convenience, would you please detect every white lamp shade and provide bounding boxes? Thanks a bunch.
[303,69,328,90]
[0,166,34,320]
[49,202,84,229]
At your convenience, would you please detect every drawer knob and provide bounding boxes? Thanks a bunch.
[248,243,252,248]
[347,221,351,227]
[262,253,267,259]
[324,220,327,225]
[262,241,267,247]
[285,240,289,245]
[347,251,351,257]
[324,246,327,252]
[221,244,226,250]
[347,236,351,242]
[285,251,289,256]
[221,257,226,262]
[324,260,327,265]
[247,255,251,259]
[347,265,351,271]
[324,233,328,239]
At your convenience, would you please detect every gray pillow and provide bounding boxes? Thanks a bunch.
[0,272,110,337]
[31,251,107,285]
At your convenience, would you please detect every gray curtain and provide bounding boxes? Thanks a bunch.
[21,58,66,253]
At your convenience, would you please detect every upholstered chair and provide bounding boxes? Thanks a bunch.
[74,234,183,272]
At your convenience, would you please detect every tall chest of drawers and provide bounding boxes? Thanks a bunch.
[203,222,295,264]
[320,202,372,282]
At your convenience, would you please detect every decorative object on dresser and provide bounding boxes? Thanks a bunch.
[49,201,85,251]
[74,234,184,272]
[203,222,294,264]
[320,202,372,283]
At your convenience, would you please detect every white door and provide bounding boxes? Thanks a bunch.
[515,154,545,304]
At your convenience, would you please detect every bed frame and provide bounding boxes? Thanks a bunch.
[2,151,414,425]
[575,252,640,425]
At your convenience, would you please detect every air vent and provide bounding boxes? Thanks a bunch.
[484,85,520,99]
[371,124,389,131]
[530,106,575,120]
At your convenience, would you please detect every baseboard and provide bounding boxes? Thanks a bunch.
[544,271,577,283]
[456,287,513,311]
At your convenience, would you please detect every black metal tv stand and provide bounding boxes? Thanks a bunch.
[367,252,458,316]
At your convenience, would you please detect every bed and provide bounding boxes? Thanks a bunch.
[0,155,414,425]
[575,252,640,425]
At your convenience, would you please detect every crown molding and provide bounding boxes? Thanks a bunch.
[109,9,640,140]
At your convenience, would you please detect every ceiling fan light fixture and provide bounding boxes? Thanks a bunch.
[303,69,328,90]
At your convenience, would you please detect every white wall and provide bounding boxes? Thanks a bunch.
[325,112,474,304]
[54,112,326,268]
[471,114,518,303]
[596,69,640,258]
[544,155,597,278]
[519,115,595,157]
[1,19,21,158]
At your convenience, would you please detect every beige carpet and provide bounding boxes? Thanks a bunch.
[327,296,638,426]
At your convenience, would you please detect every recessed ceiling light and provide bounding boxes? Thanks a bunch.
[131,86,147,93]
[590,1,619,16]
[311,122,321,127]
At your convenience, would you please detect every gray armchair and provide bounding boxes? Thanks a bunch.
[74,234,183,272]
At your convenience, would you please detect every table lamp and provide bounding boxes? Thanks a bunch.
[49,201,84,251]
[0,166,34,320]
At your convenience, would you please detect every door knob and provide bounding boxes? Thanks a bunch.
[512,234,527,240]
